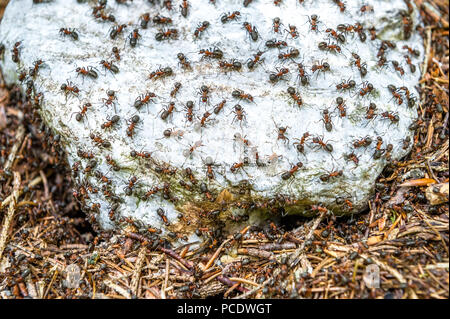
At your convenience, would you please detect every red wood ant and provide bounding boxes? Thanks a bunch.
[102,90,117,108]
[391,60,405,76]
[198,85,210,104]
[139,13,150,29]
[101,115,120,129]
[388,85,403,105]
[295,62,309,85]
[134,91,156,109]
[153,15,173,25]
[72,102,92,122]
[143,186,160,200]
[76,66,98,80]
[184,100,194,121]
[124,176,138,196]
[219,59,242,72]
[221,11,240,23]
[149,66,173,80]
[200,111,212,127]
[320,109,333,131]
[194,21,210,38]
[59,28,78,40]
[199,47,223,59]
[269,68,289,83]
[287,24,299,38]
[318,41,341,53]
[320,169,343,182]
[155,28,178,41]
[100,60,119,74]
[213,100,227,114]
[404,55,416,73]
[380,111,399,124]
[265,39,287,49]
[332,0,346,12]
[243,22,258,41]
[325,28,345,43]
[287,87,302,107]
[112,47,121,61]
[281,162,303,180]
[344,152,359,166]
[311,61,330,76]
[231,104,246,126]
[365,102,377,120]
[272,17,282,33]
[177,52,191,69]
[160,102,176,120]
[170,82,182,98]
[357,81,374,97]
[90,133,111,148]
[110,24,127,39]
[307,15,319,32]
[126,115,140,137]
[247,50,264,69]
[61,81,79,96]
[335,97,346,117]
[232,90,253,103]
[351,53,367,76]
[293,132,310,153]
[336,78,356,91]
[180,0,189,17]
[353,136,372,148]
[278,48,299,61]
[311,135,333,152]
[130,149,152,159]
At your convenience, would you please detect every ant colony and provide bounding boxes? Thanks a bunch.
[0,0,424,242]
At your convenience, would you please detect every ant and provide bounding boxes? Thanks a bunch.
[199,47,223,60]
[112,47,121,60]
[320,169,343,182]
[102,90,117,109]
[78,148,95,159]
[402,45,420,57]
[160,102,176,120]
[353,136,372,148]
[243,22,258,41]
[287,24,299,38]
[180,0,189,17]
[335,97,347,117]
[380,111,399,124]
[344,152,359,166]
[143,186,160,200]
[100,60,119,74]
[59,28,79,40]
[293,132,310,153]
[221,11,240,23]
[198,85,210,105]
[360,5,374,14]
[365,102,377,120]
[29,59,44,78]
[101,115,120,129]
[194,21,210,38]
[149,66,173,80]
[368,26,376,40]
[310,204,328,214]
[295,62,309,86]
[170,82,182,98]
[373,137,384,159]
[265,39,287,49]
[351,53,367,76]
[325,28,345,43]
[183,140,203,159]
[155,28,178,41]
[404,55,416,73]
[213,99,227,114]
[336,78,356,91]
[357,81,373,97]
[185,167,197,185]
[278,48,300,61]
[134,91,156,110]
[126,115,140,137]
[269,68,289,83]
[130,149,152,159]
[153,15,173,25]
[232,90,253,103]
[273,121,289,144]
[109,24,127,39]
[272,17,283,33]
[75,66,98,80]
[391,60,405,76]
[311,60,330,76]
[388,85,403,105]
[203,156,217,180]
[90,133,111,148]
[320,109,333,131]
[163,0,173,10]
[124,176,138,196]
[61,81,79,96]
[230,158,249,174]
[200,111,212,127]
[332,0,346,12]
[72,102,92,122]
[318,41,341,53]
[231,104,246,126]
[307,14,319,32]
[219,59,242,73]
[247,50,264,69]
[353,22,366,42]
[384,144,393,162]
[140,13,150,29]
[234,132,251,147]
[311,135,333,152]
[287,87,302,107]
[281,162,303,180]
[184,100,195,122]
[177,52,191,69]
[163,127,184,139]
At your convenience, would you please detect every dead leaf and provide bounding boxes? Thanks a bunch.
[367,235,383,246]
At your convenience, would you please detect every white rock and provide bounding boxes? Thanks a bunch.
[0,0,423,242]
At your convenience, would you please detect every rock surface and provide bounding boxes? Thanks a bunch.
[0,0,423,241]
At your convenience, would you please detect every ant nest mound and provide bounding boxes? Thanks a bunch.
[0,0,424,243]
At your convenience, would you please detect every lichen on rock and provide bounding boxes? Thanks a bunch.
[0,0,424,242]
